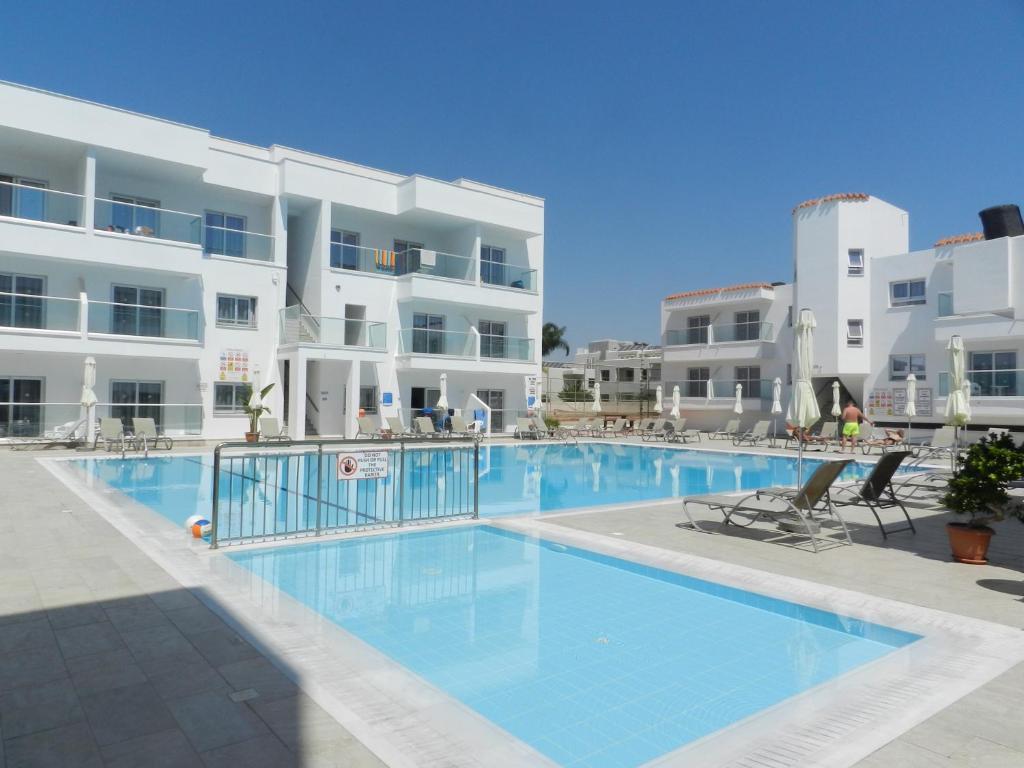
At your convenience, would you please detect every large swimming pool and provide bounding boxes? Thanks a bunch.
[228,525,919,767]
[73,442,887,528]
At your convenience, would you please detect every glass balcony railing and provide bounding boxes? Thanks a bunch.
[480,335,534,361]
[665,322,773,346]
[398,329,476,357]
[0,181,84,227]
[96,403,204,435]
[0,402,203,439]
[0,292,80,332]
[87,301,200,342]
[279,307,386,348]
[397,248,475,282]
[203,224,274,262]
[95,198,202,244]
[939,370,1021,397]
[668,379,774,401]
[481,264,538,292]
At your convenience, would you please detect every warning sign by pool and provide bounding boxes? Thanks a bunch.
[336,450,389,480]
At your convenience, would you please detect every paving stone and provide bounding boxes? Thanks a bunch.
[47,602,108,630]
[3,721,103,768]
[101,727,204,768]
[188,627,261,667]
[0,644,68,693]
[198,733,296,768]
[119,622,195,662]
[138,649,232,701]
[0,677,85,739]
[164,604,229,636]
[54,620,126,659]
[65,648,148,695]
[79,681,178,746]
[149,589,201,612]
[217,657,298,703]
[104,598,172,632]
[168,689,269,752]
[0,617,55,655]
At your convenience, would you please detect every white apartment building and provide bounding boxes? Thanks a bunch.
[662,192,1024,431]
[0,81,543,441]
[544,340,661,411]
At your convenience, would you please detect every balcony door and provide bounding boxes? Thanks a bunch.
[687,315,710,345]
[205,211,246,258]
[479,319,507,359]
[480,245,506,286]
[734,311,760,342]
[476,389,505,432]
[0,377,42,437]
[0,273,44,329]
[0,175,46,221]
[110,381,164,430]
[111,195,159,236]
[112,285,164,337]
[412,313,445,354]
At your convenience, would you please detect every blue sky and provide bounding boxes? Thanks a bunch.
[4,1,1023,354]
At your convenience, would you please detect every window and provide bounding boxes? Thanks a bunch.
[889,354,926,380]
[587,378,595,388]
[649,363,661,382]
[205,211,246,258]
[786,363,792,386]
[968,352,1018,397]
[618,368,635,383]
[686,367,710,398]
[0,377,43,437]
[599,369,611,382]
[479,319,507,359]
[111,195,159,236]
[475,389,504,431]
[734,310,761,341]
[0,274,44,329]
[216,295,257,328]
[330,230,361,269]
[412,313,445,354]
[600,393,610,402]
[847,249,865,276]
[394,239,425,273]
[938,292,954,317]
[111,381,163,428]
[686,315,710,345]
[359,385,378,414]
[787,305,793,327]
[847,319,864,347]
[111,285,164,337]
[214,382,249,414]
[890,279,926,307]
[480,245,507,286]
[0,175,47,221]
[734,366,762,398]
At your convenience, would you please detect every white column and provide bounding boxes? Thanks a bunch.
[345,362,360,438]
[82,148,96,232]
[288,354,306,439]
[272,195,288,267]
[79,292,88,339]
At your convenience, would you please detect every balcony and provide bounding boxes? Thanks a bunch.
[665,321,773,346]
[87,300,200,342]
[0,292,80,334]
[0,180,85,227]
[331,244,475,282]
[480,335,534,362]
[939,370,1021,398]
[398,328,475,358]
[279,307,386,349]
[94,199,275,262]
[667,378,774,407]
[481,263,538,292]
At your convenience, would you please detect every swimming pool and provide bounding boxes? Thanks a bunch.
[72,442,890,529]
[228,525,919,767]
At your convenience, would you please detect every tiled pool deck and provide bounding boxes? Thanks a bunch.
[2,438,1022,767]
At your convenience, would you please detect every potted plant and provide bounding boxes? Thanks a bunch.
[242,382,275,443]
[942,433,1024,564]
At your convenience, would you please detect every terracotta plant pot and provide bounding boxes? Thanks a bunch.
[946,522,994,564]
[245,432,260,443]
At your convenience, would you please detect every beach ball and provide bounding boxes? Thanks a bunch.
[185,515,211,538]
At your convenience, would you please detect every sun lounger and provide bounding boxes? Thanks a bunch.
[566,417,597,437]
[385,416,415,437]
[450,414,478,438]
[681,459,854,552]
[708,419,741,440]
[831,451,916,539]
[634,418,656,438]
[260,417,290,442]
[859,427,905,454]
[10,417,87,450]
[601,418,628,437]
[531,415,551,438]
[905,426,956,462]
[641,419,671,442]
[95,417,128,452]
[414,416,440,437]
[355,415,385,439]
[515,417,540,439]
[733,420,770,447]
[666,418,701,443]
[132,418,172,450]
[784,421,836,450]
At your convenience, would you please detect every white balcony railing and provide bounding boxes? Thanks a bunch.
[665,321,774,346]
[279,307,387,348]
[0,180,84,227]
[939,370,1021,398]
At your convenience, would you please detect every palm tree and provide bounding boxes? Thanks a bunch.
[542,322,570,357]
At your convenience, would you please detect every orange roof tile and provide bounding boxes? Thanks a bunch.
[665,282,775,301]
[792,192,869,214]
[934,232,984,247]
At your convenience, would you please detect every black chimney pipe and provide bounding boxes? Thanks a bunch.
[979,205,1024,240]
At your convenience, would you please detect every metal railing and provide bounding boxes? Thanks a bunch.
[665,321,774,346]
[209,437,480,548]
[481,264,538,291]
[278,306,386,348]
[398,328,476,357]
[87,300,201,341]
[0,180,84,227]
[0,292,80,332]
[939,370,1021,397]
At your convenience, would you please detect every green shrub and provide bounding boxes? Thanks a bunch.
[943,433,1024,528]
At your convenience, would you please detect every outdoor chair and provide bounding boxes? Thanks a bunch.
[10,417,87,450]
[95,417,128,453]
[385,416,415,437]
[708,418,741,440]
[859,427,905,454]
[260,417,290,442]
[530,415,552,438]
[666,418,701,443]
[355,415,384,439]
[414,416,440,437]
[733,420,770,447]
[641,418,671,442]
[832,451,916,539]
[634,418,656,438]
[905,426,957,462]
[784,421,835,451]
[680,459,855,553]
[515,417,540,439]
[449,414,480,438]
[131,418,173,450]
[601,418,628,437]
[567,417,597,437]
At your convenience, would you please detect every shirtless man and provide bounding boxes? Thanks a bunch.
[840,399,872,453]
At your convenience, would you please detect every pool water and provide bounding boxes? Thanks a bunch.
[73,443,891,527]
[228,526,919,767]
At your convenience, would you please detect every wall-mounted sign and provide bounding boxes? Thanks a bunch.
[893,387,933,418]
[381,392,393,406]
[218,350,250,382]
[337,450,389,480]
[867,389,893,417]
[524,375,539,411]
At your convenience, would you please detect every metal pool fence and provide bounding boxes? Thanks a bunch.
[210,437,479,548]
